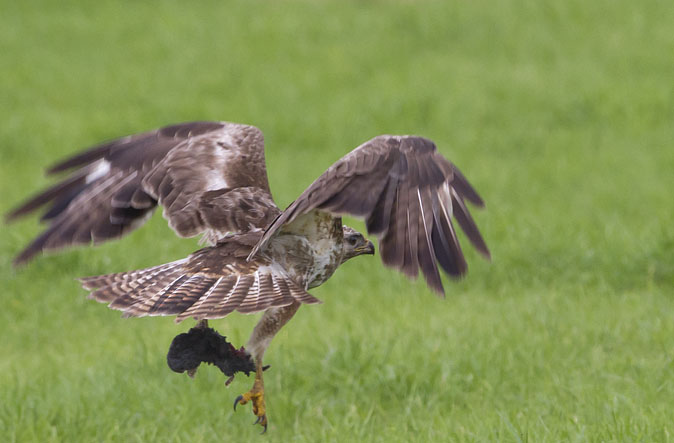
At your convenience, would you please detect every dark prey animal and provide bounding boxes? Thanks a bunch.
[166,320,256,382]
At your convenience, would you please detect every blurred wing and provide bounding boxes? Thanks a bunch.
[6,121,279,265]
[249,135,490,296]
[79,233,320,322]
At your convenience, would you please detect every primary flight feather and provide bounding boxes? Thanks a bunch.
[7,121,489,432]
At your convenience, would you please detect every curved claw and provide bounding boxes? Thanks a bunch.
[233,395,243,411]
[255,415,268,434]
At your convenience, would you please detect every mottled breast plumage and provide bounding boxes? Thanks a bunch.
[268,211,344,289]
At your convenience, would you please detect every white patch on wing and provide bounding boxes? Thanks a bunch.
[206,133,234,190]
[85,160,111,184]
[205,152,230,190]
[214,129,235,147]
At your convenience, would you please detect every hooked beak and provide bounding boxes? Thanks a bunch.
[358,240,375,256]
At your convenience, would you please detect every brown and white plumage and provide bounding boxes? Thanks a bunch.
[7,120,489,431]
[79,231,320,321]
[250,135,490,295]
[7,122,277,264]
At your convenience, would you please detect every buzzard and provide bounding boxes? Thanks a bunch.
[7,121,490,432]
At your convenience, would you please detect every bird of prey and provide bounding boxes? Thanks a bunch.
[7,121,490,432]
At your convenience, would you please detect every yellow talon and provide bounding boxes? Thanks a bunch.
[234,391,263,411]
[234,365,267,432]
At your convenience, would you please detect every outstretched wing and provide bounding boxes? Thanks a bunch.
[79,233,320,322]
[6,121,279,265]
[249,135,490,296]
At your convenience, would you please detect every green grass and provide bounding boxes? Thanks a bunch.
[2,0,673,441]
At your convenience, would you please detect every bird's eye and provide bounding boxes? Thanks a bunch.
[347,236,358,246]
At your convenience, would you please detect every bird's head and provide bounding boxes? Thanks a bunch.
[341,226,375,262]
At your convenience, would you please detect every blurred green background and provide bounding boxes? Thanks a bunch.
[1,0,673,441]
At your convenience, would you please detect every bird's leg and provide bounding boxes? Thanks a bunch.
[234,302,301,433]
[234,357,267,429]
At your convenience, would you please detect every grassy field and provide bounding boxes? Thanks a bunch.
[1,0,673,441]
